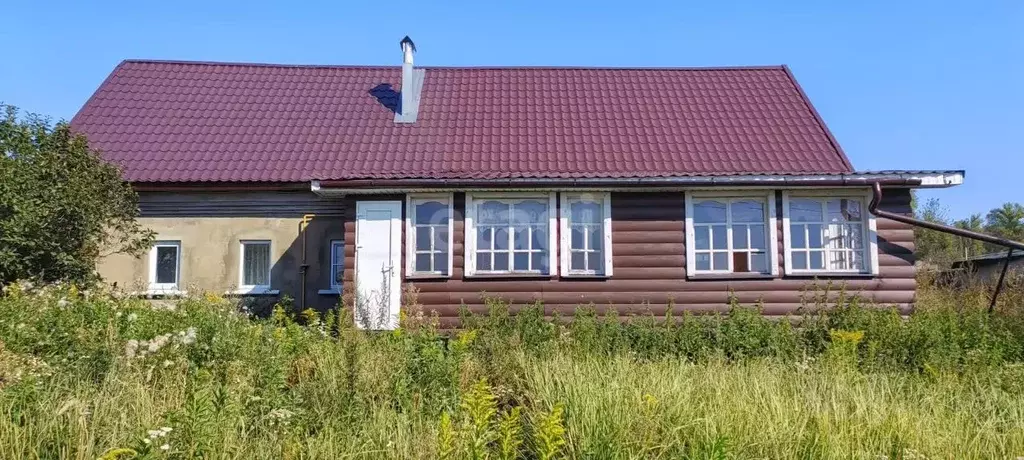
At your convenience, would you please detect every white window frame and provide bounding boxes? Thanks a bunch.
[781,189,879,276]
[148,240,182,292]
[238,240,273,294]
[559,192,613,277]
[685,191,779,277]
[405,193,455,277]
[465,192,558,277]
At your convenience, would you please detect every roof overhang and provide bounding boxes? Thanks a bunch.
[310,170,964,196]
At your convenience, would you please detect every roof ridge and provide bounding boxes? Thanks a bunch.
[121,59,787,72]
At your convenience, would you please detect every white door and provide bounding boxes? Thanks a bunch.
[354,201,402,330]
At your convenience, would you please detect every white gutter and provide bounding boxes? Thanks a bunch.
[310,171,964,196]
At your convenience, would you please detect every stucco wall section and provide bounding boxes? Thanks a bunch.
[98,215,346,311]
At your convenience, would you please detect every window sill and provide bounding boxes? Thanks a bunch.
[227,288,281,296]
[785,272,876,279]
[317,288,342,295]
[405,274,451,280]
[560,273,611,280]
[466,273,554,280]
[136,289,188,298]
[688,273,776,281]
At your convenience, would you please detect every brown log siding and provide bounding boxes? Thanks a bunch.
[342,188,916,321]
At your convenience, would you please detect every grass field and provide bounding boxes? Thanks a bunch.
[1,280,1023,459]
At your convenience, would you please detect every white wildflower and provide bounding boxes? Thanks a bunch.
[125,340,139,359]
[162,360,173,368]
[160,444,170,451]
[56,298,69,308]
[160,426,173,434]
[127,313,137,322]
[148,429,162,438]
[179,327,197,345]
[269,408,294,420]
[143,438,151,445]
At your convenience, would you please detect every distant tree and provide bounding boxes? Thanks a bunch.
[952,214,987,259]
[0,104,153,284]
[913,197,957,266]
[985,202,1024,243]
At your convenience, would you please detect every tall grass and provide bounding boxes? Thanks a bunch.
[0,279,1023,459]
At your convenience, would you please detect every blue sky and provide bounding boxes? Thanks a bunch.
[1,0,1020,219]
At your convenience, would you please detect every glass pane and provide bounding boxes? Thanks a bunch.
[851,251,865,271]
[845,224,864,249]
[513,226,530,250]
[694,226,710,250]
[156,246,177,284]
[792,251,807,270]
[569,226,583,249]
[732,200,764,223]
[733,225,749,249]
[513,252,530,271]
[513,200,547,224]
[694,200,727,223]
[588,226,602,250]
[571,252,586,271]
[476,253,491,271]
[588,251,604,274]
[807,224,823,249]
[531,226,548,250]
[415,201,447,225]
[711,225,727,250]
[415,226,432,251]
[435,227,449,252]
[532,252,547,274]
[475,253,491,270]
[437,253,449,275]
[790,224,806,248]
[244,243,270,286]
[749,225,766,250]
[828,250,850,271]
[570,201,601,223]
[332,242,344,264]
[810,251,824,270]
[828,198,862,223]
[479,201,509,224]
[751,252,768,273]
[790,199,823,222]
[415,253,432,272]
[331,265,343,286]
[477,227,492,250]
[494,253,509,271]
[712,252,728,270]
[494,228,509,250]
[695,253,711,271]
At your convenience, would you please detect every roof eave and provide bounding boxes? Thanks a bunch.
[311,170,965,195]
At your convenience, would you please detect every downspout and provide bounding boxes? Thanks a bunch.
[868,183,1024,312]
[299,214,315,311]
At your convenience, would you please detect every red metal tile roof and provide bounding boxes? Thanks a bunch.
[70,60,854,183]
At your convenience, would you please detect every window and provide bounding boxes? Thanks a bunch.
[148,241,181,292]
[466,193,556,276]
[783,193,877,274]
[239,240,272,291]
[560,193,613,276]
[685,193,777,276]
[406,195,453,276]
[329,240,344,290]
